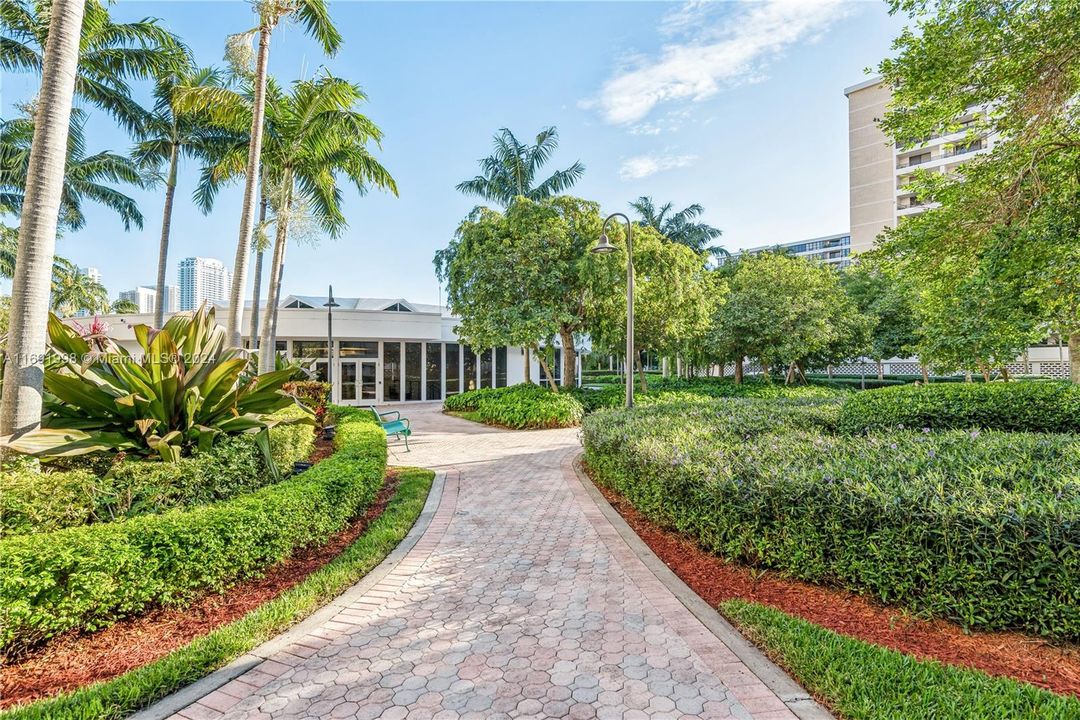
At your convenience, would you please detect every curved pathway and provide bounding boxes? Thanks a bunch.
[159,404,822,720]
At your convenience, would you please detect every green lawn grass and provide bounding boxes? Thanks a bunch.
[722,600,1080,720]
[2,467,434,720]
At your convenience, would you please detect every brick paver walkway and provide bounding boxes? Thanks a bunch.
[167,404,805,720]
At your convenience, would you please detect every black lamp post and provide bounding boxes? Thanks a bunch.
[323,286,339,386]
[591,213,634,408]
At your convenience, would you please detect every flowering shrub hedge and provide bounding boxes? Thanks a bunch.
[838,381,1080,434]
[445,384,584,428]
[583,398,1080,640]
[1,407,315,538]
[0,406,385,657]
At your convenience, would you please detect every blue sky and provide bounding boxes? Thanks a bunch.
[2,1,906,305]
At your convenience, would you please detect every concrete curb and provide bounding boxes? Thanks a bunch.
[570,455,833,720]
[129,469,447,720]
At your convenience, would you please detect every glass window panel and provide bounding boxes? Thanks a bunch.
[480,349,493,389]
[383,342,401,401]
[405,342,422,401]
[446,343,460,395]
[292,340,328,359]
[360,361,377,400]
[313,361,328,382]
[339,341,378,358]
[426,343,442,401]
[275,341,287,352]
[495,347,507,388]
[340,362,357,401]
[463,346,477,392]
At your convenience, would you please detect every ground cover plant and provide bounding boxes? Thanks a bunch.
[582,395,1080,641]
[444,383,584,428]
[572,376,844,412]
[724,600,1080,719]
[839,380,1080,434]
[0,466,435,720]
[0,406,386,657]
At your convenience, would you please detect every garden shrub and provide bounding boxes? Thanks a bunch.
[0,406,386,656]
[570,377,844,412]
[583,399,1080,641]
[0,408,315,537]
[445,384,584,428]
[284,380,331,424]
[838,381,1080,434]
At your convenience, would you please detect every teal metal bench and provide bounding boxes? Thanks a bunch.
[365,406,412,451]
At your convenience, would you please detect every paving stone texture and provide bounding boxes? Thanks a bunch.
[169,404,802,720]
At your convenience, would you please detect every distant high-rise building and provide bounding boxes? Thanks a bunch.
[78,266,103,285]
[119,286,157,313]
[177,257,230,311]
[845,77,993,254]
[164,285,179,313]
[731,232,853,269]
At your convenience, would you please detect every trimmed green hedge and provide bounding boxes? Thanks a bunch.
[445,384,584,428]
[0,408,315,538]
[838,381,1080,435]
[0,406,385,657]
[571,377,845,413]
[583,399,1080,640]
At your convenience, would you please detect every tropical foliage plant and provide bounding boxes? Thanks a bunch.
[2,305,307,462]
[629,196,726,257]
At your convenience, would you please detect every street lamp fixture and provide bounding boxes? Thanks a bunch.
[323,286,340,387]
[592,213,634,408]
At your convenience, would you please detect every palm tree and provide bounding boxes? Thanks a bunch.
[220,0,343,347]
[0,0,84,441]
[630,196,727,258]
[110,298,140,313]
[1,108,147,231]
[0,223,76,287]
[50,267,109,316]
[1,0,184,133]
[457,127,584,207]
[134,66,245,327]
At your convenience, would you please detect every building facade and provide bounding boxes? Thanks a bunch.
[178,258,230,311]
[845,77,992,253]
[733,232,852,269]
[91,295,539,404]
[119,286,157,314]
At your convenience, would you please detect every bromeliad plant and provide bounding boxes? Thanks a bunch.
[2,305,309,462]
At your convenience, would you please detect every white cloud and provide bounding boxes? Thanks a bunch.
[619,153,698,181]
[588,0,849,126]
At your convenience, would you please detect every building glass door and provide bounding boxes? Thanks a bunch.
[339,359,379,405]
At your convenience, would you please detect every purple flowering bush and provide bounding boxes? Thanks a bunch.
[582,397,1080,641]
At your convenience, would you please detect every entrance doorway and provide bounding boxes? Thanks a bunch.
[339,359,379,404]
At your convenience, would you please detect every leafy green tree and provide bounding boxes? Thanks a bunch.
[0,0,184,132]
[456,127,585,208]
[585,224,718,390]
[629,196,726,258]
[217,0,342,346]
[877,0,1080,380]
[134,66,244,327]
[50,266,108,317]
[841,261,918,378]
[713,253,870,384]
[437,196,602,387]
[109,298,140,314]
[1,108,147,230]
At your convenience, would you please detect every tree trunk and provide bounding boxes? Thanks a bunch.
[535,345,557,391]
[248,195,268,350]
[153,143,179,328]
[523,345,531,383]
[977,362,991,383]
[259,199,289,373]
[1070,334,1080,384]
[921,363,930,383]
[0,0,84,442]
[636,351,648,393]
[558,327,575,388]
[876,359,884,381]
[734,357,743,384]
[1000,365,1010,382]
[226,25,273,347]
[785,360,797,385]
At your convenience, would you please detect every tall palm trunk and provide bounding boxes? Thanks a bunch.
[259,183,291,372]
[248,195,268,350]
[0,0,85,441]
[226,26,272,347]
[153,142,179,328]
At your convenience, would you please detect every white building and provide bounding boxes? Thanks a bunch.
[119,286,157,314]
[178,258,230,311]
[89,295,546,404]
[733,232,852,269]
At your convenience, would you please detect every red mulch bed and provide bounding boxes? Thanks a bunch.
[0,432,398,709]
[591,477,1080,698]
